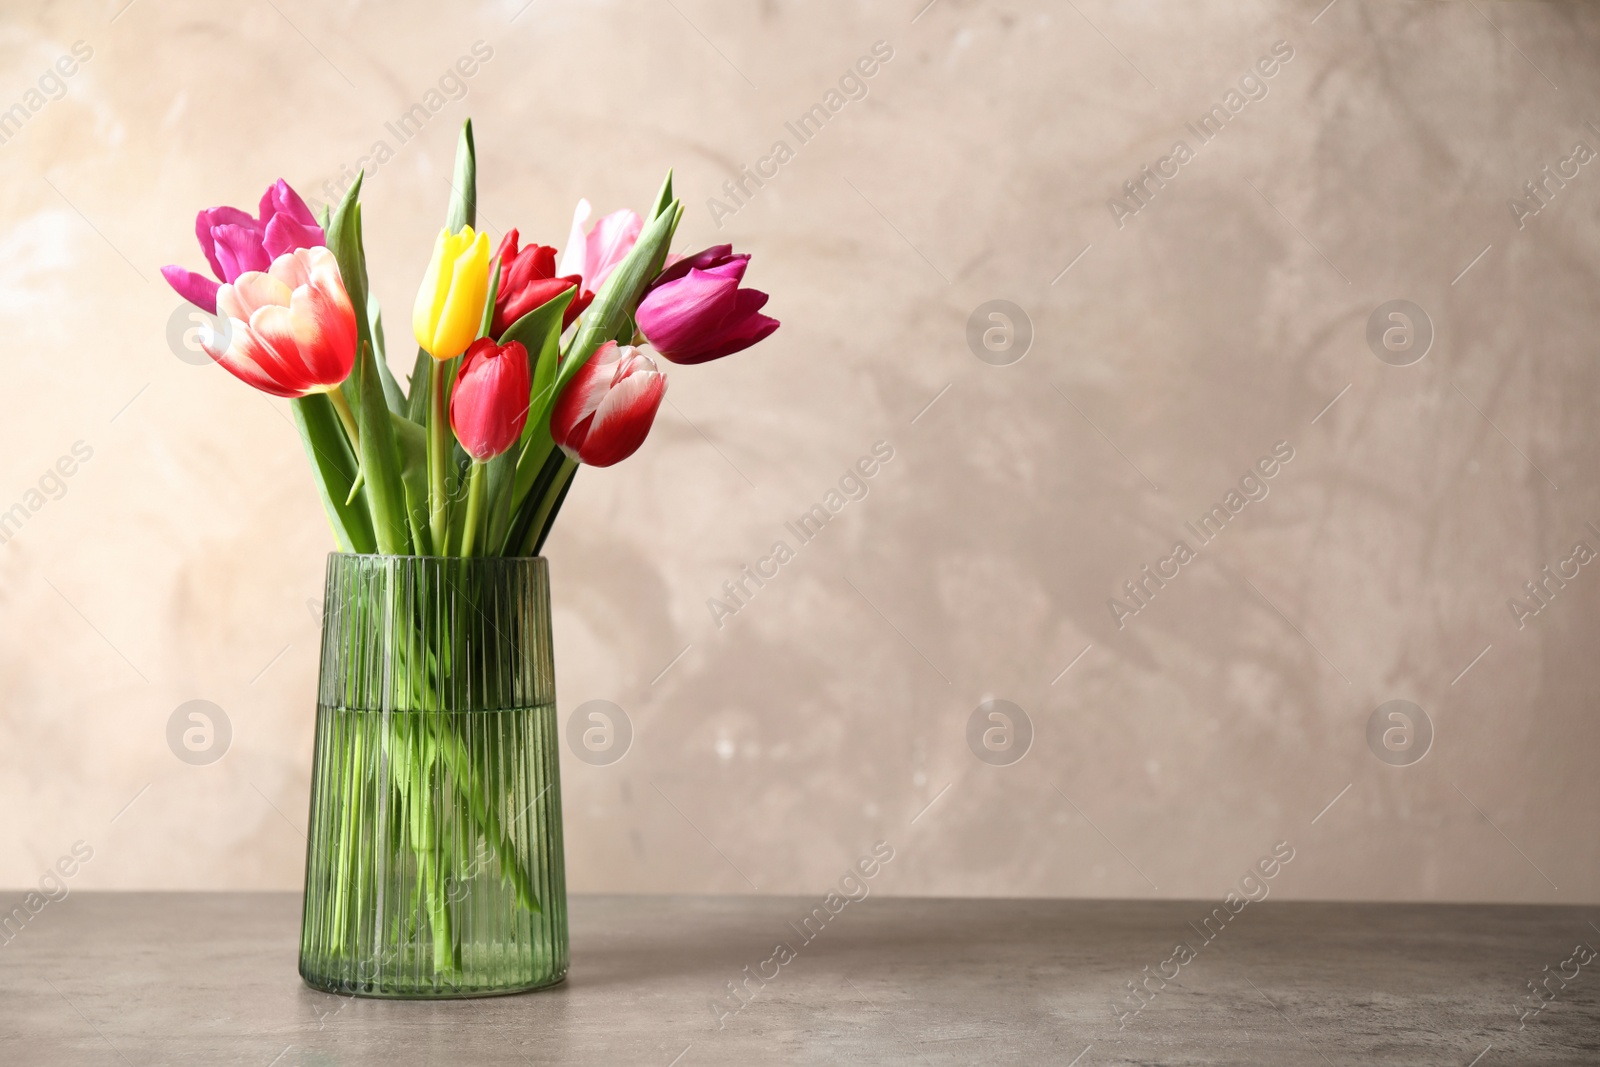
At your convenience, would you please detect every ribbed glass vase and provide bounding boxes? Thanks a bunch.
[299,554,567,998]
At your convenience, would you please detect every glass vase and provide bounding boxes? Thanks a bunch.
[298,554,568,997]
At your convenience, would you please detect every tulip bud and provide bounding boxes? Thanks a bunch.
[556,199,643,299]
[450,337,531,461]
[550,341,667,467]
[413,225,492,360]
[635,245,779,364]
[491,229,590,337]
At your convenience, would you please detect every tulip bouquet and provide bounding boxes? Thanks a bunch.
[165,122,777,559]
[163,122,778,992]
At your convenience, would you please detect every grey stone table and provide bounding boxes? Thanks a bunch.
[2,894,1597,1065]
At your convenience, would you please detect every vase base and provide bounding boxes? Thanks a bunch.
[299,965,568,1000]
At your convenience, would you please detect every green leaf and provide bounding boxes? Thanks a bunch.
[389,410,431,555]
[445,119,476,234]
[356,342,411,555]
[479,257,501,340]
[357,203,403,416]
[485,449,529,556]
[370,307,406,415]
[290,393,376,554]
[648,169,674,222]
[501,288,573,372]
[501,288,575,518]
[326,174,375,424]
[531,460,577,556]
[504,446,565,557]
[406,350,432,424]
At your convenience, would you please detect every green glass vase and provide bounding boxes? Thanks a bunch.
[298,554,568,997]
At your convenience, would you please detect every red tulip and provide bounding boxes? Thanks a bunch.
[450,337,531,461]
[635,245,779,364]
[491,229,590,337]
[550,341,666,468]
[201,246,356,398]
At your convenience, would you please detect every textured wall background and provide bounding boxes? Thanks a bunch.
[2,0,1597,904]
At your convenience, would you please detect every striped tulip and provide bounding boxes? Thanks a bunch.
[550,342,666,468]
[200,247,357,399]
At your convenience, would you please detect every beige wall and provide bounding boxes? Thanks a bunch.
[2,0,1597,904]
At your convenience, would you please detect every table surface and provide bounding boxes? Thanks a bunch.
[2,893,1597,1065]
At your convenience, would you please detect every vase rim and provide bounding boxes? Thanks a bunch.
[326,552,549,563]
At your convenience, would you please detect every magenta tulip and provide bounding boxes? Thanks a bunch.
[550,342,667,467]
[162,179,325,315]
[201,246,357,399]
[450,337,532,461]
[635,245,779,365]
[555,199,642,298]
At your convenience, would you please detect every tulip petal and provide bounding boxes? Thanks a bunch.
[413,228,454,354]
[289,277,358,388]
[196,206,256,281]
[556,199,592,280]
[552,340,621,437]
[203,316,306,398]
[212,223,272,281]
[653,245,741,287]
[494,228,521,266]
[260,178,319,228]
[636,267,740,356]
[299,245,345,294]
[586,208,643,291]
[432,229,490,359]
[677,289,778,365]
[263,214,324,259]
[580,366,666,467]
[161,265,221,314]
[271,245,342,294]
[221,271,294,322]
[561,280,593,329]
[494,277,578,338]
[248,302,341,397]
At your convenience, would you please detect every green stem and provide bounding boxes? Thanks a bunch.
[328,388,361,451]
[428,363,449,554]
[328,389,368,506]
[460,461,487,559]
[520,456,577,556]
[532,466,576,556]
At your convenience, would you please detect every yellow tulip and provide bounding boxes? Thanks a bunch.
[412,225,491,359]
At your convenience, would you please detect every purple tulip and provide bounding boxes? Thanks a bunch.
[161,179,325,314]
[635,245,779,365]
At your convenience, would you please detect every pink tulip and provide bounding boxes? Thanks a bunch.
[163,179,325,314]
[555,199,642,298]
[550,341,667,467]
[201,247,357,399]
[450,337,532,461]
[634,245,779,365]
